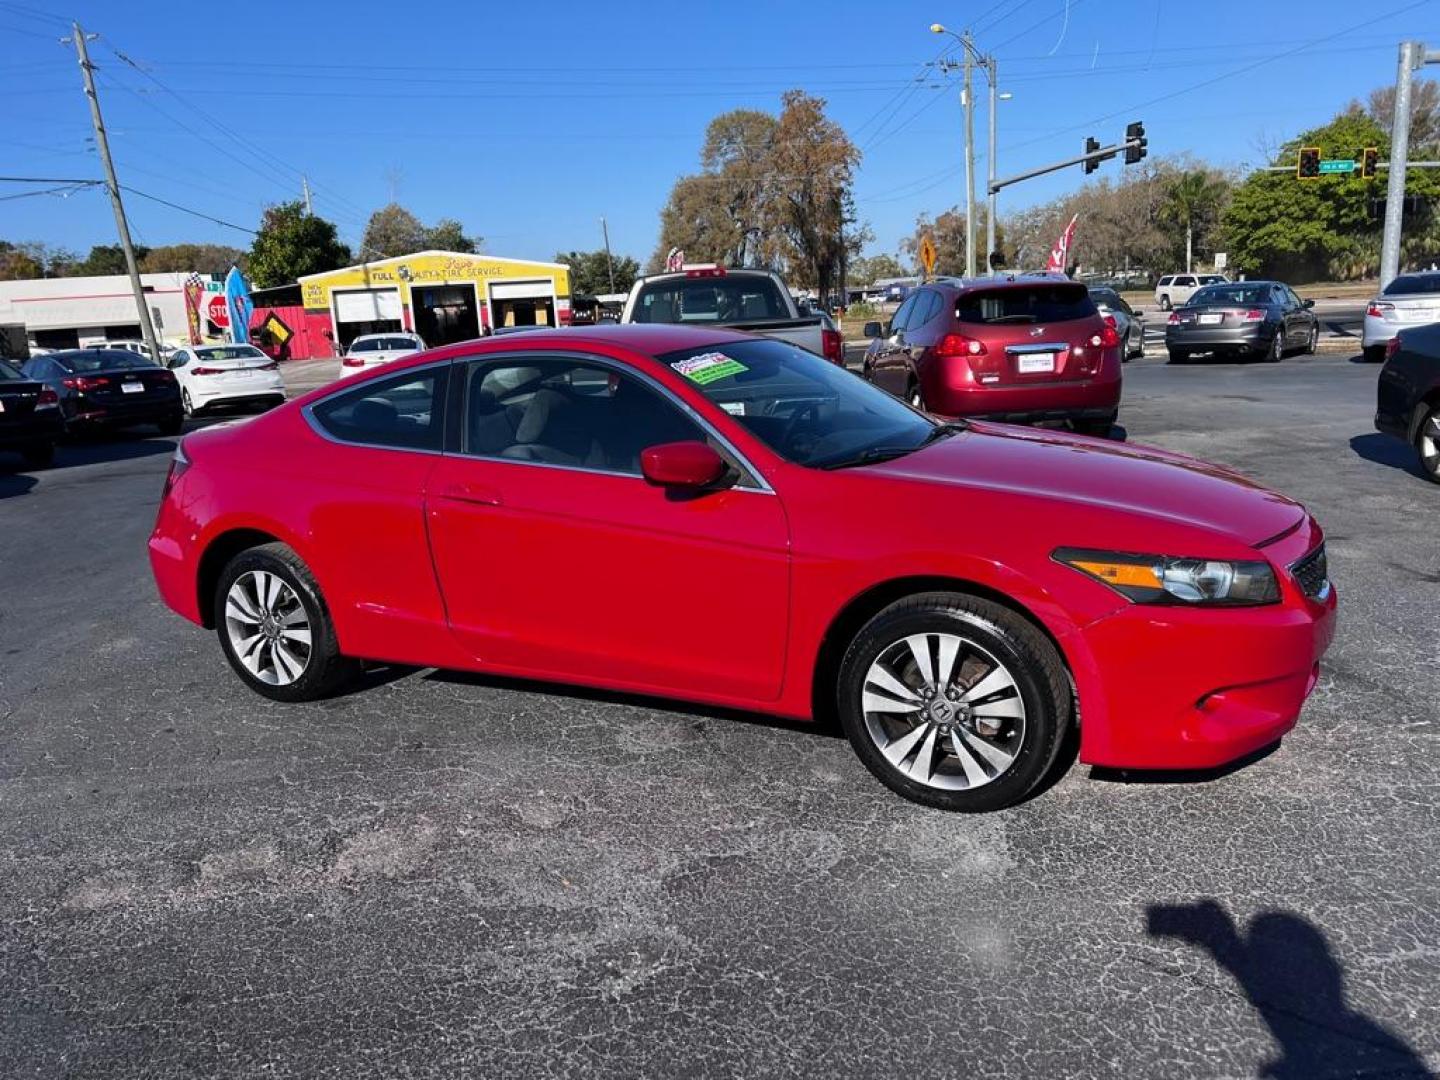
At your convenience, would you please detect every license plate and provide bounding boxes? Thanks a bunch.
[1199,313,1223,325]
[1016,353,1055,374]
[121,381,144,394]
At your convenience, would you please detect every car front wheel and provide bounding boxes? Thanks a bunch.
[1418,408,1440,484]
[836,592,1071,811]
[215,543,360,702]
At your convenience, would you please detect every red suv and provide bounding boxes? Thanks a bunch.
[862,276,1122,435]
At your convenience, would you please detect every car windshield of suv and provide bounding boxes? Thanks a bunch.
[196,346,267,361]
[1383,274,1440,296]
[1199,275,1226,285]
[352,337,418,352]
[955,283,1094,325]
[53,350,159,373]
[658,338,943,470]
[633,276,789,324]
[1190,285,1267,306]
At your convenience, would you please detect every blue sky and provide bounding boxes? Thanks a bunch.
[2,0,1437,268]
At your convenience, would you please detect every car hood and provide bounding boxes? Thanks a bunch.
[871,423,1304,548]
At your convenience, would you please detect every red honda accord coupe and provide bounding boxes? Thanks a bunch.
[149,325,1336,811]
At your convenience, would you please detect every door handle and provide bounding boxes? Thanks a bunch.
[438,482,503,507]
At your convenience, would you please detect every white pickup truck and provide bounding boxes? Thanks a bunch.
[620,266,844,364]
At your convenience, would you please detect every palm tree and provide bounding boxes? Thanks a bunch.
[1161,171,1230,273]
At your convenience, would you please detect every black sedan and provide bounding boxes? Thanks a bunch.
[22,348,182,436]
[1165,280,1319,363]
[0,359,63,467]
[1375,324,1440,483]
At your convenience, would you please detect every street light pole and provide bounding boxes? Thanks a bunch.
[986,57,997,275]
[962,31,976,278]
[1379,41,1440,288]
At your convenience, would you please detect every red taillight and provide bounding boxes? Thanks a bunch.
[937,333,986,358]
[257,362,278,371]
[160,443,190,498]
[342,356,364,367]
[1167,311,1182,325]
[1368,302,1393,318]
[61,375,110,392]
[1243,309,1266,322]
[1091,325,1121,348]
[36,387,58,409]
[683,264,726,278]
[190,366,224,375]
[821,327,844,364]
[1386,335,1403,360]
[1102,313,1118,330]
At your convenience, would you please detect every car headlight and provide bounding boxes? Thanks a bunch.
[1054,547,1280,606]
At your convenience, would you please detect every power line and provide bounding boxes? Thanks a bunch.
[119,185,257,235]
[0,174,102,183]
[989,0,1090,55]
[0,183,96,202]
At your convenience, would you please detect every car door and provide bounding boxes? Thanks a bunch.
[872,294,918,396]
[1283,285,1313,344]
[902,288,944,385]
[424,352,792,702]
[1271,285,1297,346]
[1175,276,1197,304]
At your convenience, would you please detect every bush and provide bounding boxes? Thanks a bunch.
[846,300,879,320]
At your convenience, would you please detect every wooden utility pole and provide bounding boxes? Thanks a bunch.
[67,22,161,361]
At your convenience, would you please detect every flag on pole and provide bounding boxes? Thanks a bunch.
[183,272,205,344]
[665,247,685,272]
[1045,214,1078,275]
[224,266,254,345]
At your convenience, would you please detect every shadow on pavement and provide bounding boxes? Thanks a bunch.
[1349,433,1424,479]
[0,472,37,500]
[423,668,846,740]
[1088,740,1279,785]
[1146,899,1437,1080]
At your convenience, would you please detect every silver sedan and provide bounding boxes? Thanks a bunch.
[1363,271,1440,363]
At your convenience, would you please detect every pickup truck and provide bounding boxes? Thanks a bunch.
[620,266,845,364]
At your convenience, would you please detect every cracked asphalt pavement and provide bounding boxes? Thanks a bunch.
[2,351,1437,1079]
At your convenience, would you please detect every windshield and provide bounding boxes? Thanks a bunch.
[955,283,1095,325]
[657,338,939,469]
[1199,275,1226,285]
[53,350,159,373]
[1190,285,1268,306]
[1384,274,1440,296]
[196,346,267,361]
[0,360,22,381]
[352,337,419,352]
[632,276,789,324]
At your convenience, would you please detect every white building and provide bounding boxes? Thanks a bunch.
[0,272,191,352]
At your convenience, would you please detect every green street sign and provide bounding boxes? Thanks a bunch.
[1319,159,1356,174]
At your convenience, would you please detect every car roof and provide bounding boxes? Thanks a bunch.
[47,347,154,360]
[351,332,421,341]
[386,324,756,372]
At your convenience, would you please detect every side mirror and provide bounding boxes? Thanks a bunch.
[863,321,883,339]
[640,441,727,490]
[1302,298,1315,309]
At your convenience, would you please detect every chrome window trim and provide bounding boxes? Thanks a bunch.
[451,349,776,495]
[1005,342,1071,354]
[300,356,453,457]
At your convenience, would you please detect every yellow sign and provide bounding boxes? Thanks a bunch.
[919,234,938,277]
[260,311,293,345]
[298,252,572,314]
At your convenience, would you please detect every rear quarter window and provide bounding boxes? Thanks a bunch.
[955,285,1097,325]
[1384,274,1440,296]
[310,368,446,451]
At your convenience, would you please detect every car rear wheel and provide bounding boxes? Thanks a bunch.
[907,380,926,412]
[1418,408,1440,484]
[836,592,1071,811]
[1364,345,1386,364]
[1159,295,1172,311]
[1305,325,1319,354]
[1265,332,1284,363]
[182,388,196,417]
[215,543,359,702]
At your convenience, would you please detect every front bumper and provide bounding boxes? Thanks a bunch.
[1069,522,1336,770]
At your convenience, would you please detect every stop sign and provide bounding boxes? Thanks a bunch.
[205,292,229,330]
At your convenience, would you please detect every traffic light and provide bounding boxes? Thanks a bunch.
[1297,147,1321,180]
[1362,147,1379,179]
[1084,136,1101,175]
[1124,121,1147,164]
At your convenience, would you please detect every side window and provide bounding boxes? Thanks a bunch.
[890,295,919,333]
[1158,276,1173,288]
[913,289,942,326]
[1284,286,1302,307]
[311,368,445,451]
[170,350,189,369]
[1178,276,1196,288]
[462,356,705,475]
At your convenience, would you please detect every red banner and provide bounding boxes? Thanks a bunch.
[1046,214,1078,274]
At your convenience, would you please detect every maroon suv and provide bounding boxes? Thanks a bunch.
[862,276,1122,435]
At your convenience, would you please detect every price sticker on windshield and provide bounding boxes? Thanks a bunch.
[672,352,747,386]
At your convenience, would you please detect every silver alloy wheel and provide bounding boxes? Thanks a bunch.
[224,570,313,686]
[1420,414,1440,478]
[909,385,924,410]
[182,388,194,416]
[861,632,1026,791]
[1271,333,1284,361]
[1308,326,1319,353]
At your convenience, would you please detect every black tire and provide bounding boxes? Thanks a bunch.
[1264,331,1284,363]
[906,379,926,412]
[1159,295,1172,311]
[182,388,196,417]
[1167,348,1189,364]
[1363,345,1386,364]
[214,542,360,702]
[19,441,55,468]
[836,592,1071,812]
[1417,407,1440,485]
[1073,415,1115,438]
[1305,325,1319,355]
[158,412,184,436]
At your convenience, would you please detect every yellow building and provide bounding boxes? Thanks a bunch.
[299,250,572,349]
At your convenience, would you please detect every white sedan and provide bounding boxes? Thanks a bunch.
[168,344,286,416]
[340,332,427,377]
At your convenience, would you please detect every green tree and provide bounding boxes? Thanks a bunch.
[1160,169,1231,273]
[424,217,480,253]
[0,245,42,281]
[361,203,426,259]
[141,243,246,275]
[555,249,640,295]
[903,207,1004,277]
[247,201,351,288]
[1223,108,1440,281]
[848,253,907,285]
[71,243,146,276]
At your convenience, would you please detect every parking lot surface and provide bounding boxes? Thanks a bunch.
[2,352,1437,1079]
